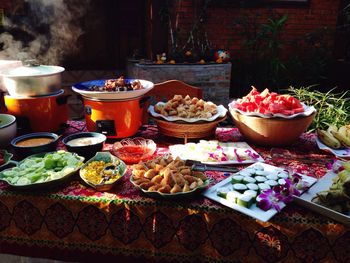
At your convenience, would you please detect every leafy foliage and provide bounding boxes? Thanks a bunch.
[286,86,350,132]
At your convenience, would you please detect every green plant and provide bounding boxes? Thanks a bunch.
[233,12,288,91]
[286,86,350,132]
[231,12,335,97]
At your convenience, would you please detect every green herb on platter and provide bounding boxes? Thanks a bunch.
[286,86,350,132]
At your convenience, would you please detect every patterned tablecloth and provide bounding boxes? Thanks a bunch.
[0,121,349,263]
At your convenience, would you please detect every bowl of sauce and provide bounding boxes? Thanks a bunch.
[62,132,107,159]
[112,137,156,164]
[11,132,59,158]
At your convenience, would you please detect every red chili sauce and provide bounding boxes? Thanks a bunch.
[114,145,153,164]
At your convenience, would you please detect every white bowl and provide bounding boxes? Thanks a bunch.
[0,114,17,147]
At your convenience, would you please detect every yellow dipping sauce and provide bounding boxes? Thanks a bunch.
[16,137,54,147]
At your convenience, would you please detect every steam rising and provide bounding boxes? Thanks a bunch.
[0,0,89,65]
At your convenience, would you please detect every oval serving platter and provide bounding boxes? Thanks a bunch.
[130,175,210,199]
[0,151,84,190]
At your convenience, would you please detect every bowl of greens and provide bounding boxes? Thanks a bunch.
[0,150,84,189]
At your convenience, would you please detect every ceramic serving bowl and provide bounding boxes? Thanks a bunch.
[230,110,316,147]
[112,137,156,164]
[0,114,17,148]
[79,152,126,191]
[11,132,59,158]
[62,132,107,160]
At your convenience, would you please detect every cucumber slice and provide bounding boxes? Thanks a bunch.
[217,187,230,198]
[266,174,278,180]
[255,176,267,183]
[244,189,258,198]
[236,194,254,208]
[258,183,271,191]
[246,183,259,191]
[243,176,256,184]
[231,175,243,184]
[232,183,248,193]
[277,171,289,179]
[265,180,278,187]
[226,191,242,203]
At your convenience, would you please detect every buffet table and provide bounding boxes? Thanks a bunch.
[0,121,349,263]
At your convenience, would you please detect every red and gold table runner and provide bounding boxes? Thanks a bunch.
[0,121,349,263]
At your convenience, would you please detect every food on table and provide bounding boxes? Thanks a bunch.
[112,137,156,164]
[66,136,105,147]
[217,164,308,210]
[0,151,83,186]
[169,140,262,163]
[88,76,143,92]
[154,94,218,118]
[317,124,350,149]
[312,160,350,214]
[15,137,54,147]
[80,160,122,185]
[131,156,208,194]
[232,87,304,116]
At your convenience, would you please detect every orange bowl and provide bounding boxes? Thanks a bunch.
[230,110,316,147]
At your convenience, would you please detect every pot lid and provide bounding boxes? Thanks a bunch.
[1,64,65,77]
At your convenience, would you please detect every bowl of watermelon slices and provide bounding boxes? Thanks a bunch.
[229,87,316,147]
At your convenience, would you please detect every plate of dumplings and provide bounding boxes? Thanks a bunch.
[130,155,210,198]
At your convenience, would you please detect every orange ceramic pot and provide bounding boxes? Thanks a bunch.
[83,96,145,138]
[4,90,68,132]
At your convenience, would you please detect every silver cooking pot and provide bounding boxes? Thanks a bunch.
[1,63,65,97]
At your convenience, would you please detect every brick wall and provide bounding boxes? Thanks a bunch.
[128,62,232,106]
[172,0,341,59]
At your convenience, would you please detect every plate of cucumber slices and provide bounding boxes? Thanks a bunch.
[202,162,317,222]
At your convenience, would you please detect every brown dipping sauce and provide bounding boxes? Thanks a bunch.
[16,137,54,147]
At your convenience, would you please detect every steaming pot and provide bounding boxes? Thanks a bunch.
[1,64,65,97]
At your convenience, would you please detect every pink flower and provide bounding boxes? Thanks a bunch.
[233,148,244,162]
[257,189,284,212]
[245,149,259,160]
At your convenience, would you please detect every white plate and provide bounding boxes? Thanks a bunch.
[72,79,154,100]
[294,171,350,225]
[169,141,264,165]
[316,137,350,158]
[228,101,316,119]
[203,162,317,222]
[149,104,227,123]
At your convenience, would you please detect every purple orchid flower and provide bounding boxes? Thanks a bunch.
[257,189,284,212]
[244,149,260,160]
[208,152,220,161]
